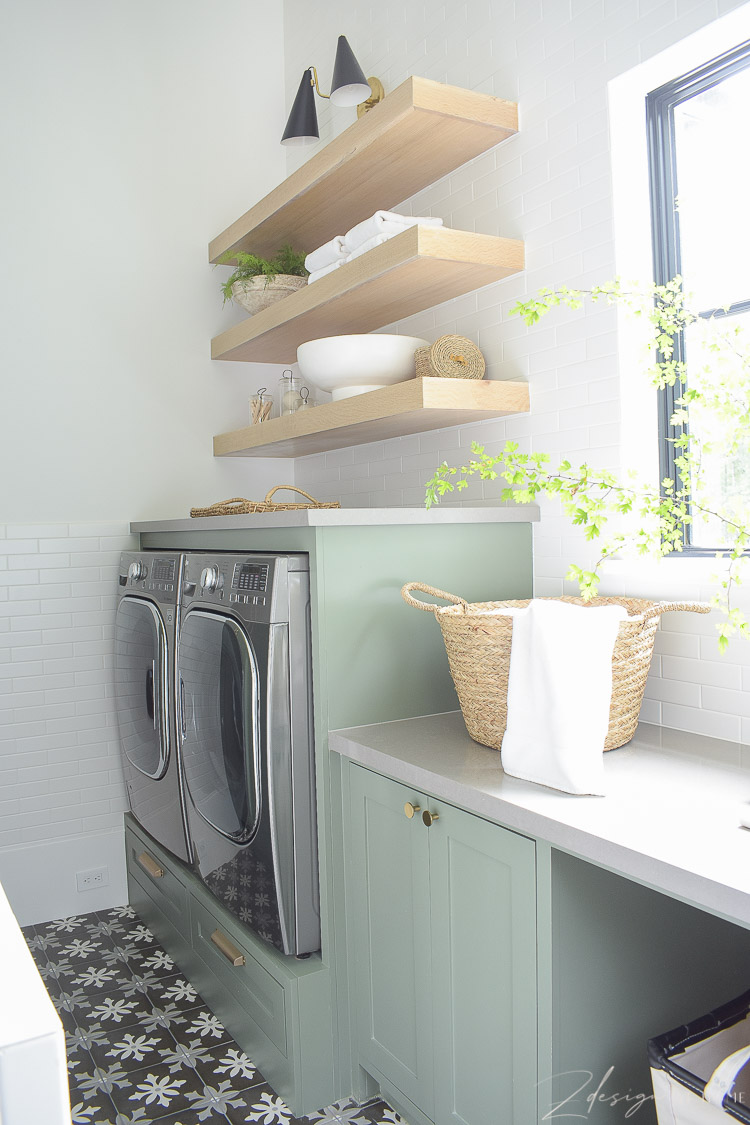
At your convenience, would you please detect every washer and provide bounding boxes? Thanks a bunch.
[115,551,191,864]
[177,551,319,956]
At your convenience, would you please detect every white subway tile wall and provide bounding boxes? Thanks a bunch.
[285,0,750,743]
[0,524,135,851]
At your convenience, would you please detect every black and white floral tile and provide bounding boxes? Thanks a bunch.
[22,906,401,1125]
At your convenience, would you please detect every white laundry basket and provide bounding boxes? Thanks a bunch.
[649,991,750,1123]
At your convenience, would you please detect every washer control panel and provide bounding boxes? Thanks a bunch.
[119,553,180,604]
[232,562,269,594]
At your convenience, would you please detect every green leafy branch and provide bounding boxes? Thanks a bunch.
[218,244,308,304]
[425,278,750,651]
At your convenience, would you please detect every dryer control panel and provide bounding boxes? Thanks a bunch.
[181,552,308,625]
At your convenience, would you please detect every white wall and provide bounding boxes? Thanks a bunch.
[284,0,750,744]
[0,0,286,524]
[0,0,288,923]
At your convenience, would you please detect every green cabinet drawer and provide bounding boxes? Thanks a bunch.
[190,893,288,1056]
[125,820,189,935]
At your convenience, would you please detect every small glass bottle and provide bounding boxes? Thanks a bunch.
[278,370,303,416]
[296,386,313,411]
[250,387,273,424]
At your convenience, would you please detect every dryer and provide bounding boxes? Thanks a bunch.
[177,551,319,957]
[115,551,191,864]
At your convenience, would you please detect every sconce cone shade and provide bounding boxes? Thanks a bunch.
[329,35,371,107]
[281,70,319,146]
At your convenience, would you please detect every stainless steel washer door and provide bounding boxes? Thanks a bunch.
[178,610,261,845]
[115,597,169,780]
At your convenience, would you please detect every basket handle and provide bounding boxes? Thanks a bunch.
[401,582,469,615]
[704,1043,750,1109]
[640,601,712,621]
[263,485,323,506]
[199,498,249,513]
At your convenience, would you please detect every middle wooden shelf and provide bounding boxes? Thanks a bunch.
[211,225,524,364]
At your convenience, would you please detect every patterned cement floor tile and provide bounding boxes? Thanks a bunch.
[72,989,156,1034]
[89,1025,183,1073]
[194,1044,264,1094]
[25,907,399,1125]
[108,1064,213,1122]
[223,1082,307,1125]
[68,1086,118,1123]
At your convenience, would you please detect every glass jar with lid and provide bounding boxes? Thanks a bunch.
[250,387,273,424]
[278,370,303,416]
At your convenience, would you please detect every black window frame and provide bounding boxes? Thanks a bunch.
[646,38,750,554]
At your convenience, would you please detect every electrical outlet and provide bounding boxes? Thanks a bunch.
[76,866,109,892]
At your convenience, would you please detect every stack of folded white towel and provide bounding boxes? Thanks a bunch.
[305,210,444,283]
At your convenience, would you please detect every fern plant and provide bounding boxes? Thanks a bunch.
[219,244,308,304]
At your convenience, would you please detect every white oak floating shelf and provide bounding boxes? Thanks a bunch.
[211,226,524,364]
[213,377,529,459]
[209,76,519,263]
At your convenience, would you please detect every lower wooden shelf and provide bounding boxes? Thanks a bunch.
[213,377,529,458]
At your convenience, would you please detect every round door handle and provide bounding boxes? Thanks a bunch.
[404,802,421,819]
[422,810,440,827]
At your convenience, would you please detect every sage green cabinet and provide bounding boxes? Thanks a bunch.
[345,763,538,1125]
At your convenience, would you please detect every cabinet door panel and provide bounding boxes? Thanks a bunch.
[348,767,434,1115]
[429,805,537,1125]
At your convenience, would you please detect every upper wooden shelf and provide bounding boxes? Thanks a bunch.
[213,377,529,458]
[209,76,518,263]
[211,225,524,364]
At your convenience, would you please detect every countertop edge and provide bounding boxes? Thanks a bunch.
[328,725,750,930]
[130,505,540,533]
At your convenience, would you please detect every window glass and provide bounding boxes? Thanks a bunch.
[648,41,750,552]
[673,66,750,311]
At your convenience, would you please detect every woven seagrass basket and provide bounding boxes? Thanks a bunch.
[230,275,307,315]
[414,334,486,380]
[402,583,710,751]
[191,486,340,518]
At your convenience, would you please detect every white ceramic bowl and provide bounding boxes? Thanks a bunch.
[296,334,429,400]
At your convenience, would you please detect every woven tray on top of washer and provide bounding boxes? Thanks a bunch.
[190,486,341,517]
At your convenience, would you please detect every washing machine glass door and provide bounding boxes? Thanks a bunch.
[114,597,169,780]
[179,610,261,845]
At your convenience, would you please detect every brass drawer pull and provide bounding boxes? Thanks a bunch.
[137,851,164,879]
[211,929,246,967]
[422,810,440,827]
[404,802,421,819]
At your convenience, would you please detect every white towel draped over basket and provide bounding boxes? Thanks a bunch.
[498,599,627,795]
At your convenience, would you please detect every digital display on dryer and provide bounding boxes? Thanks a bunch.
[151,558,176,582]
[232,563,269,593]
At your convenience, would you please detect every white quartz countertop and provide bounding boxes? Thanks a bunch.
[131,505,540,533]
[329,712,750,929]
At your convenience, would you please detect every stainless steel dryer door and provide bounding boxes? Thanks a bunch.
[115,596,170,780]
[178,610,262,845]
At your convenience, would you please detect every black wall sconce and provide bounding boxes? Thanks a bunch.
[281,35,385,146]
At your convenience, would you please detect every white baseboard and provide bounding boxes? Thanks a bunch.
[0,826,128,927]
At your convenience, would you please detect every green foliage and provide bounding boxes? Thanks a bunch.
[425,278,750,648]
[218,244,308,304]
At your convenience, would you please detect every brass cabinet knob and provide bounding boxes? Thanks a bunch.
[404,802,421,819]
[422,810,440,827]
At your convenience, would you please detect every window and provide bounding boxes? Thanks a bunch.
[647,40,750,551]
